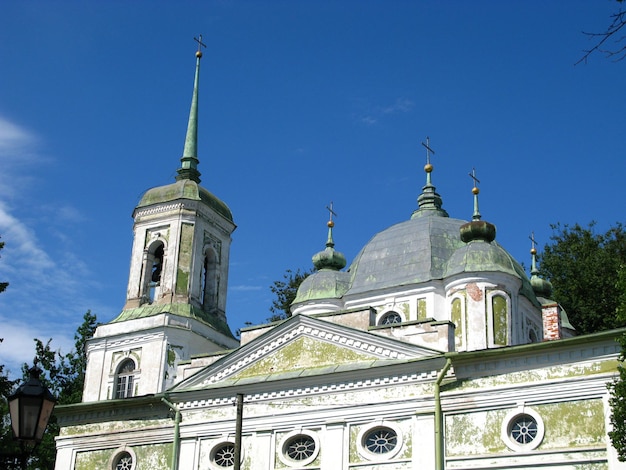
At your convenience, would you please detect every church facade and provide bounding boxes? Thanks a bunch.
[54,45,625,470]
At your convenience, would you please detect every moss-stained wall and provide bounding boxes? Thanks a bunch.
[446,399,606,457]
[451,297,463,349]
[234,336,380,378]
[176,222,194,295]
[492,295,507,346]
[417,299,427,321]
[75,443,171,470]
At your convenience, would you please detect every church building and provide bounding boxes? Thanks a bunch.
[54,42,625,470]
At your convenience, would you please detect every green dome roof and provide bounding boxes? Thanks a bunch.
[137,179,233,222]
[293,270,351,304]
[445,240,539,306]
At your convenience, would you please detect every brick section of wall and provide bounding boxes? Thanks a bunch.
[542,304,562,341]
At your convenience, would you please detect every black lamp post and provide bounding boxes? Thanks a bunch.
[7,362,56,468]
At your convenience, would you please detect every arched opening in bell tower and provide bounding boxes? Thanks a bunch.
[200,246,219,313]
[141,241,165,304]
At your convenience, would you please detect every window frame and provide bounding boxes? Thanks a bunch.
[277,430,320,467]
[108,447,137,470]
[356,421,403,462]
[114,358,137,399]
[501,407,545,452]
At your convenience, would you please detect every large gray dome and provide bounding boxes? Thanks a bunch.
[344,214,467,297]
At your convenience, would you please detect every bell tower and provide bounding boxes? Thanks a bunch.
[82,37,239,402]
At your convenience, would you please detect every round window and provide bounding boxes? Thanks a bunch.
[357,422,403,461]
[285,434,316,461]
[379,311,402,325]
[114,451,133,470]
[364,426,398,454]
[510,415,538,445]
[501,408,544,451]
[278,431,320,467]
[212,442,235,468]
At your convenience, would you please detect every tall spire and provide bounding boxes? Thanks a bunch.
[176,35,206,184]
[412,136,449,219]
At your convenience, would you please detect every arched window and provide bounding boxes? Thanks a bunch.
[115,359,136,399]
[201,247,219,313]
[114,451,133,470]
[451,297,464,350]
[379,311,402,326]
[148,243,164,303]
[492,294,509,346]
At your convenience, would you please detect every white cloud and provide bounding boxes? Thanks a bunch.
[0,115,99,376]
[354,97,414,126]
[0,116,37,153]
[382,98,414,114]
[231,285,263,291]
[0,318,74,379]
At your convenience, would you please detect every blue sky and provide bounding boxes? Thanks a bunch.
[0,1,624,377]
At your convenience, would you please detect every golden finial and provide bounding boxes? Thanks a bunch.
[326,201,337,227]
[469,168,480,194]
[421,136,435,173]
[530,232,537,255]
[194,35,206,58]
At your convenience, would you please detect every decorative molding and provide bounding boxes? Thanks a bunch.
[135,203,185,218]
[201,325,411,386]
[184,369,439,409]
[87,332,165,352]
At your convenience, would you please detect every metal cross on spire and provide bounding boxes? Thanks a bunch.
[421,136,435,166]
[194,35,207,57]
[469,167,480,189]
[529,232,539,273]
[326,201,338,224]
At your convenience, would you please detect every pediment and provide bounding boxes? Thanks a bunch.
[173,313,441,391]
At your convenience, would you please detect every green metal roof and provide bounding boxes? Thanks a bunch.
[137,179,233,223]
[111,303,235,338]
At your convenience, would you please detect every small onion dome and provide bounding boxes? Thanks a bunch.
[530,244,553,299]
[530,274,553,299]
[459,220,496,243]
[312,220,347,271]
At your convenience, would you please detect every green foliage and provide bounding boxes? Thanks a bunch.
[541,222,626,334]
[0,340,22,469]
[0,311,98,469]
[268,268,313,322]
[609,266,626,460]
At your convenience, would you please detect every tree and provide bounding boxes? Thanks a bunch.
[541,222,626,334]
[0,311,97,469]
[608,266,626,460]
[268,268,313,322]
[0,339,21,469]
[577,0,626,64]
[0,238,19,468]
[27,311,98,469]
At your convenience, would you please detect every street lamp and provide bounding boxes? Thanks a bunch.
[7,361,56,466]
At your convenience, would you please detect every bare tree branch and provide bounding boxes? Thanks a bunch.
[576,9,626,64]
